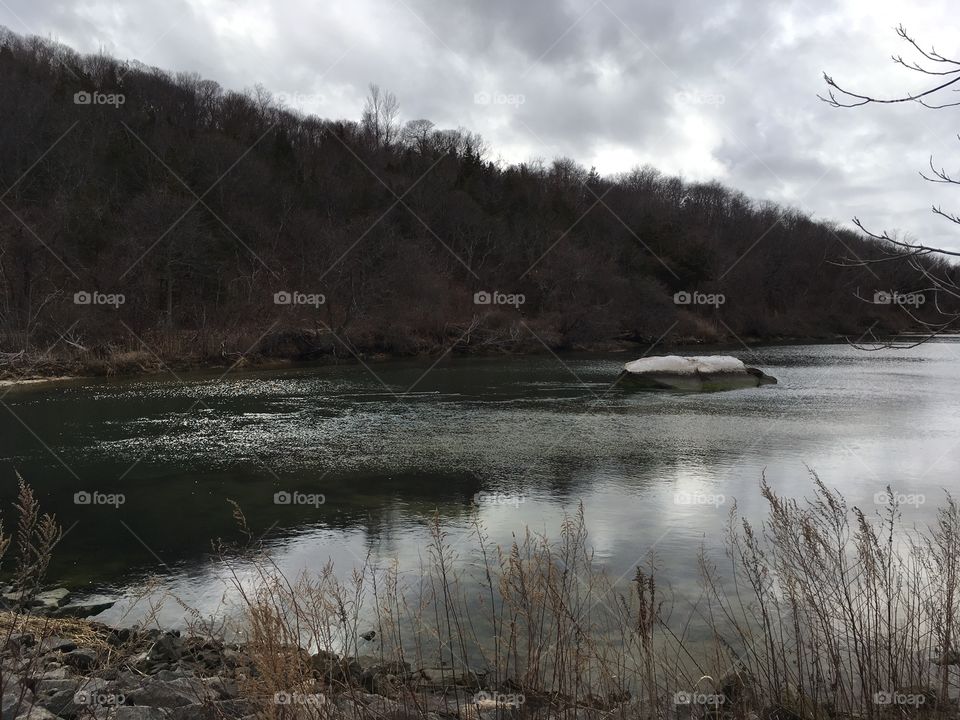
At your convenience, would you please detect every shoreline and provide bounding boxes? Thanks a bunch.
[0,333,857,389]
[2,611,580,720]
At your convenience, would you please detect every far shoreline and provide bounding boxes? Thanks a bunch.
[0,333,868,389]
[0,331,933,389]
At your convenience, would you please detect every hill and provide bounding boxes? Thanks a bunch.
[0,28,950,376]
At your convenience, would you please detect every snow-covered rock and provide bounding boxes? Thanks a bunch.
[620,355,776,391]
[623,355,747,375]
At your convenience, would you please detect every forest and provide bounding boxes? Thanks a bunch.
[0,28,951,375]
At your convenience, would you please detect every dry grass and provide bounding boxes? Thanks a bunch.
[0,611,108,650]
[206,477,960,720]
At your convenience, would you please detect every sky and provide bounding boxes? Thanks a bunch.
[2,0,960,249]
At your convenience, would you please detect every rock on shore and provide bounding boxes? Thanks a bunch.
[0,620,641,719]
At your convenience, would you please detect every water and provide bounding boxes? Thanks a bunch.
[1,341,958,627]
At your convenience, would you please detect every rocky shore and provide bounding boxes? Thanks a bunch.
[1,587,116,620]
[0,610,642,719]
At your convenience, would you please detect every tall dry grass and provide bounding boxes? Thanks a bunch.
[211,477,960,719]
[0,473,63,718]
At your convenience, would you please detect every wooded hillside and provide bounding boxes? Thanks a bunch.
[0,29,949,374]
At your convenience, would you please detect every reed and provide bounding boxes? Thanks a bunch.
[214,476,960,719]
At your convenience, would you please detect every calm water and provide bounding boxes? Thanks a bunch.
[1,341,958,627]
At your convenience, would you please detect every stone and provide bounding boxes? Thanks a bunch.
[152,669,193,682]
[107,627,134,645]
[113,709,172,720]
[55,599,117,618]
[310,651,363,684]
[13,707,60,720]
[221,648,242,668]
[36,685,84,716]
[204,676,239,700]
[61,648,98,670]
[2,589,28,604]
[39,666,76,681]
[547,709,607,720]
[148,634,184,664]
[32,588,70,610]
[358,693,410,718]
[620,355,777,391]
[38,636,77,654]
[168,700,255,720]
[333,695,365,716]
[2,687,34,720]
[8,633,36,652]
[125,677,217,708]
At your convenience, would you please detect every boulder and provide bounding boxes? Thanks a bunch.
[38,636,77,654]
[61,648,98,670]
[1,674,34,719]
[125,676,217,708]
[2,589,29,605]
[54,599,117,618]
[310,651,363,684]
[32,588,70,611]
[620,355,777,391]
[35,677,109,717]
[147,633,185,665]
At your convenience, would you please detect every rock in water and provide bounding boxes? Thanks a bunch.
[620,355,777,391]
[32,588,70,611]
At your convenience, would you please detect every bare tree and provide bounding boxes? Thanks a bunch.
[361,83,400,147]
[401,118,435,155]
[821,24,960,342]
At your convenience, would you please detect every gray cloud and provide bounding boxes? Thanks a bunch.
[2,0,958,249]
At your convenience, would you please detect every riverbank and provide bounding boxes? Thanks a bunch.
[0,327,852,387]
[0,610,643,719]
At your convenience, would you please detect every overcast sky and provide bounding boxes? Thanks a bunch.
[3,0,960,249]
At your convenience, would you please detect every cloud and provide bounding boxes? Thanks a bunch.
[1,0,958,249]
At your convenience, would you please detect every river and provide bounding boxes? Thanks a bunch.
[1,340,957,628]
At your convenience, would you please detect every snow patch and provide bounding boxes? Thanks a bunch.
[623,355,747,375]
